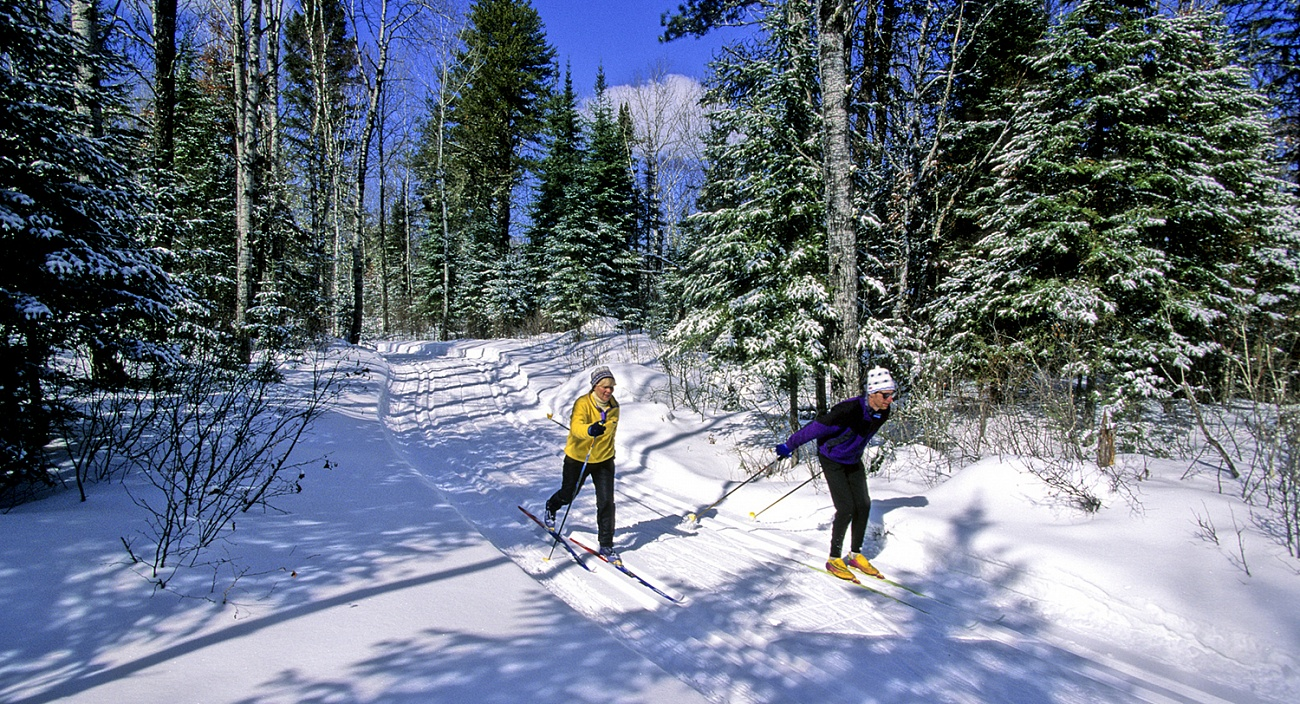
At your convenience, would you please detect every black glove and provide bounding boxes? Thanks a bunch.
[587,422,606,437]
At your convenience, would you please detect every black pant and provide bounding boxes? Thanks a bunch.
[821,455,870,557]
[546,455,616,548]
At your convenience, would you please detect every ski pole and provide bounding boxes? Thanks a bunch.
[749,468,823,521]
[545,413,568,431]
[684,456,784,523]
[547,449,591,560]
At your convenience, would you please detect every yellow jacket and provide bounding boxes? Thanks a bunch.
[564,392,620,463]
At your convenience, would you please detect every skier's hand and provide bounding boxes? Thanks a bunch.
[587,422,606,437]
[775,443,792,458]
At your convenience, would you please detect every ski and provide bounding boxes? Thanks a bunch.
[848,565,928,598]
[797,559,927,613]
[518,506,594,572]
[568,537,685,605]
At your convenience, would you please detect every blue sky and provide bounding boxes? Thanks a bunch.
[529,1,751,95]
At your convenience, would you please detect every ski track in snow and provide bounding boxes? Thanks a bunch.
[374,338,1271,704]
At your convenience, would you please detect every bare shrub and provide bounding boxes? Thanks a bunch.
[117,346,355,589]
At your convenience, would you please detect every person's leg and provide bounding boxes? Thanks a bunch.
[845,461,871,553]
[546,455,589,513]
[590,459,616,548]
[821,456,853,557]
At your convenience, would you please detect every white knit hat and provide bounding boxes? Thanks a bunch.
[865,366,895,395]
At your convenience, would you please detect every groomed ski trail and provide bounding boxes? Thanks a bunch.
[375,337,1269,704]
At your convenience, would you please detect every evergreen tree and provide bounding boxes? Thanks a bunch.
[1225,0,1300,188]
[169,44,238,333]
[526,65,584,317]
[540,167,600,330]
[665,2,830,426]
[584,71,643,323]
[637,136,671,332]
[932,2,1293,412]
[443,0,554,335]
[897,0,1048,321]
[1,1,180,488]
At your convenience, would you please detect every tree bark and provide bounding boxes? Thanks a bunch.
[820,0,859,397]
[70,0,103,138]
[232,0,265,357]
[153,0,177,173]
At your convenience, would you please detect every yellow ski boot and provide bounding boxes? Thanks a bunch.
[825,557,856,581]
[845,552,882,578]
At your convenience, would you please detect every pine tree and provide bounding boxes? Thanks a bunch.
[585,72,643,323]
[887,0,1048,323]
[526,65,584,320]
[1,1,180,489]
[1225,0,1300,187]
[443,0,554,336]
[169,45,238,333]
[665,2,830,426]
[282,0,359,335]
[541,180,599,330]
[933,1,1293,411]
[667,0,860,393]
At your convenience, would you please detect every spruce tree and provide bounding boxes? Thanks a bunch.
[1,1,180,489]
[665,3,829,426]
[585,71,643,324]
[527,66,584,321]
[444,0,554,336]
[1225,0,1300,188]
[169,46,238,332]
[933,2,1294,411]
[282,0,358,335]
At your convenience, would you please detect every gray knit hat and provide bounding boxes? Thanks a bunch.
[590,366,614,388]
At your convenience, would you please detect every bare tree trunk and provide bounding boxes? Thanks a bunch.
[787,371,800,433]
[71,0,103,138]
[263,0,285,292]
[153,0,177,175]
[232,0,267,356]
[308,0,346,336]
[402,170,413,333]
[820,0,859,397]
[345,0,414,344]
[378,84,390,334]
[72,0,127,383]
[435,56,454,340]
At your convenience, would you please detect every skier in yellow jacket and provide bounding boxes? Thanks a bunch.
[545,366,622,564]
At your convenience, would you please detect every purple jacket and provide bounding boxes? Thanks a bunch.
[785,397,890,466]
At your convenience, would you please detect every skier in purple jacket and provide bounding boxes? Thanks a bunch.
[776,366,896,581]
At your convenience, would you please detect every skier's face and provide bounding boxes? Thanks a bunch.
[594,379,616,403]
[868,390,894,411]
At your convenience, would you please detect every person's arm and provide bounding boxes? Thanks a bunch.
[786,419,836,450]
[777,399,857,457]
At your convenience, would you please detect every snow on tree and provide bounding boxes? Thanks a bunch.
[442,0,555,336]
[665,2,831,426]
[1,1,181,489]
[531,69,643,331]
[932,1,1296,415]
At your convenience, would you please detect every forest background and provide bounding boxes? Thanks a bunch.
[3,0,1300,580]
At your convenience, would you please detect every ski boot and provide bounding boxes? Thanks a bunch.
[844,552,882,578]
[825,557,856,581]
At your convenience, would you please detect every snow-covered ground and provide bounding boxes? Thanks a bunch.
[2,330,1298,703]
